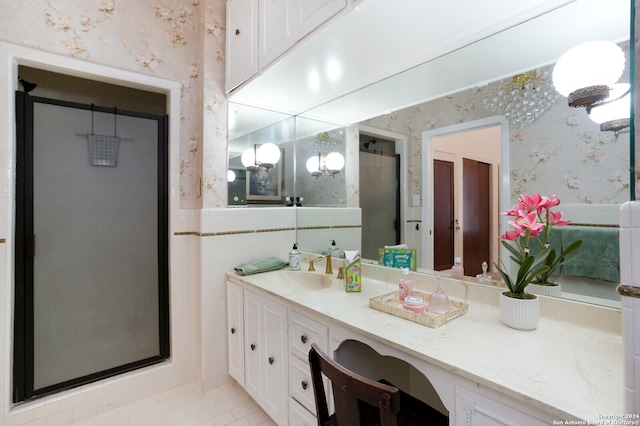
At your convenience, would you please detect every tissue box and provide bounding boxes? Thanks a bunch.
[345,254,361,292]
[378,248,417,270]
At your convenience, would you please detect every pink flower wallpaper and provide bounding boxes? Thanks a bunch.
[0,0,228,208]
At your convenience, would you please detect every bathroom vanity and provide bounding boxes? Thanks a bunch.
[226,260,623,425]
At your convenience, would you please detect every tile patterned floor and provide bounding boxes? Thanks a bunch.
[72,382,277,426]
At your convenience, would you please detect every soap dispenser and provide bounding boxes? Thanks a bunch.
[451,257,464,280]
[289,243,301,271]
[328,240,340,258]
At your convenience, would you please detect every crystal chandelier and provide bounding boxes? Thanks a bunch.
[484,69,560,129]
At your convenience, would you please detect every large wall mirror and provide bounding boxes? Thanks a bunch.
[227,0,633,308]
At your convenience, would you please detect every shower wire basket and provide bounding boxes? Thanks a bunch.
[87,133,121,167]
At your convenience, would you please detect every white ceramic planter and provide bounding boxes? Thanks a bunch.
[528,283,562,297]
[499,292,540,330]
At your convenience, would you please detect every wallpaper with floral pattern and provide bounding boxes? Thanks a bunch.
[0,0,228,209]
[363,57,636,206]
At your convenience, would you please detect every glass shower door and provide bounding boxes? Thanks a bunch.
[14,93,169,400]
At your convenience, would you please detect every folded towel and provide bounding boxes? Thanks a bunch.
[234,257,288,276]
[560,227,619,283]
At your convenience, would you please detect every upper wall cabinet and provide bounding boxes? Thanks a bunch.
[226,0,259,92]
[226,0,347,93]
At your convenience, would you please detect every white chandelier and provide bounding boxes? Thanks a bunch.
[484,69,560,129]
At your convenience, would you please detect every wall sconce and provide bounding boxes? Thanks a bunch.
[227,169,236,183]
[241,142,281,171]
[306,152,345,177]
[588,83,630,133]
[552,40,629,133]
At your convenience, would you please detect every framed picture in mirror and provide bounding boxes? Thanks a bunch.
[247,148,284,203]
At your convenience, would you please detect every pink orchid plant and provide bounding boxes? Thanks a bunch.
[494,193,582,296]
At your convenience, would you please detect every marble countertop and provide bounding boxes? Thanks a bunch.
[226,261,623,421]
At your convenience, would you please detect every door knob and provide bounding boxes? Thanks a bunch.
[250,343,256,351]
[268,357,274,365]
[300,335,307,344]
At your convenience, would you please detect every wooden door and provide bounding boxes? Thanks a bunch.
[433,159,454,270]
[463,158,491,276]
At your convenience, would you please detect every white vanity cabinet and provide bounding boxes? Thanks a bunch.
[226,281,245,386]
[226,281,289,425]
[226,0,346,93]
[288,310,329,421]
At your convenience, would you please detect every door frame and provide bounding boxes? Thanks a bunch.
[421,116,510,271]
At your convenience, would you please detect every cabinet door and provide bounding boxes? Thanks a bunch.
[226,282,245,386]
[455,385,553,426]
[291,0,346,40]
[261,297,289,425]
[226,0,258,92]
[243,290,263,402]
[259,0,294,67]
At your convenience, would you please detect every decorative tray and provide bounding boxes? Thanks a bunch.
[369,290,468,328]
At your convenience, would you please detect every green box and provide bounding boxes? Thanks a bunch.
[378,248,417,271]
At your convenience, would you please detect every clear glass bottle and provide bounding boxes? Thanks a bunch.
[289,243,301,271]
[451,257,464,280]
[398,268,413,301]
[328,240,340,258]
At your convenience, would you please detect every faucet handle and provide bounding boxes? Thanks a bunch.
[308,260,315,272]
[336,267,344,279]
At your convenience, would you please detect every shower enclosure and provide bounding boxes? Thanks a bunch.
[13,92,169,401]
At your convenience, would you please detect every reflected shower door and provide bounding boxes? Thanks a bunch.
[360,151,400,260]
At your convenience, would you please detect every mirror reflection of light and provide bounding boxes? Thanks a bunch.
[241,148,255,168]
[325,152,345,172]
[552,40,625,97]
[306,155,321,174]
[308,69,320,92]
[326,59,342,82]
[227,169,236,183]
[257,142,281,166]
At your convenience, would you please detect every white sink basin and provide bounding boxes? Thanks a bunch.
[270,270,334,290]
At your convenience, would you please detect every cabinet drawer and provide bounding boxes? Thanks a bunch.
[290,397,317,426]
[290,310,328,361]
[290,356,317,414]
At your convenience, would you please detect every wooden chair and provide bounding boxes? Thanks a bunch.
[309,343,448,425]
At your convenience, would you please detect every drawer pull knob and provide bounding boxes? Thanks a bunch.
[250,343,256,351]
[268,357,274,365]
[231,327,236,334]
[235,29,240,35]
[300,335,307,344]
[301,381,308,390]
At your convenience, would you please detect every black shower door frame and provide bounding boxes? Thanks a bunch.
[13,92,170,402]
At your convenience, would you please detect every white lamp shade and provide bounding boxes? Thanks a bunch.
[256,143,281,166]
[589,83,630,124]
[552,40,625,97]
[227,169,236,183]
[241,148,255,168]
[306,155,320,173]
[325,152,345,172]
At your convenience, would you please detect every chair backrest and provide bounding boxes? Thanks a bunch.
[308,343,402,426]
